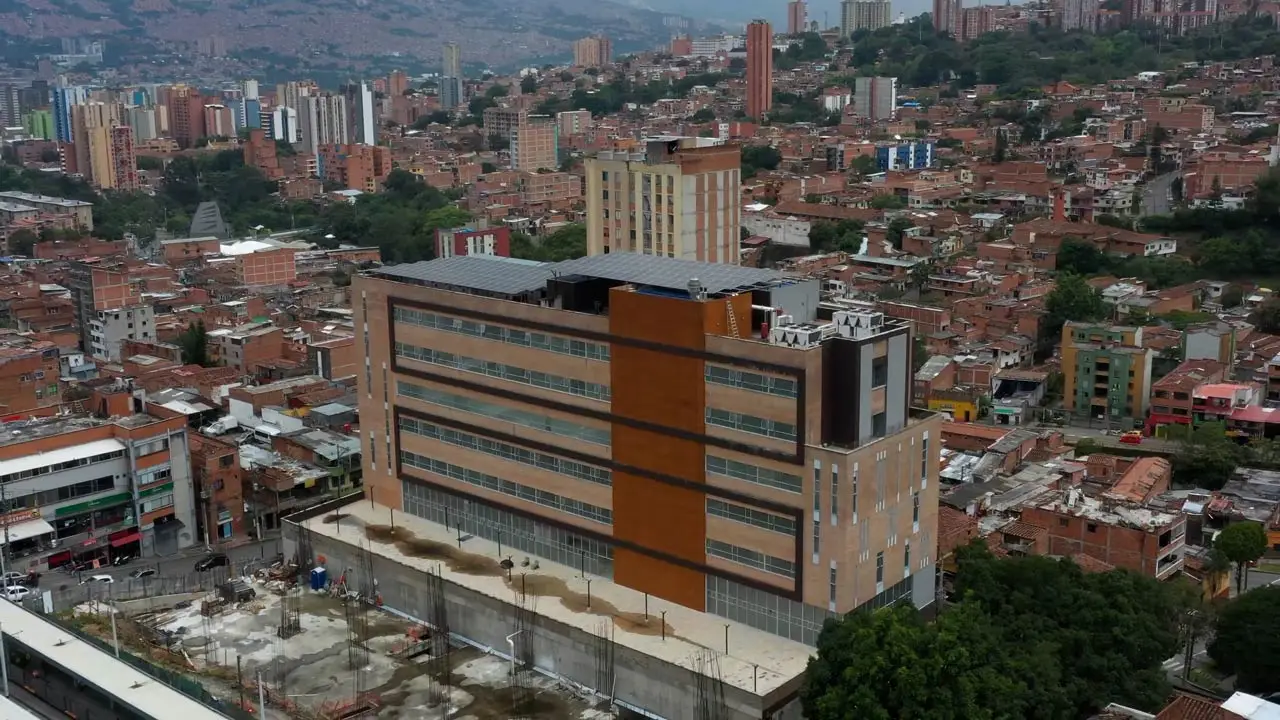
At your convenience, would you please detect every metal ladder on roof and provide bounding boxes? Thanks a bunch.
[726,302,740,338]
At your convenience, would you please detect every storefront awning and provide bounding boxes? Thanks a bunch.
[0,518,55,545]
[109,531,141,548]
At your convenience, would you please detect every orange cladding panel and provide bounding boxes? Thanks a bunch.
[608,288,708,610]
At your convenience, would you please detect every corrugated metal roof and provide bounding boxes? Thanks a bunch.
[548,253,787,294]
[375,255,555,296]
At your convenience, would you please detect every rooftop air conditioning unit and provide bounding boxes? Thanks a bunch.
[833,310,885,340]
[769,323,829,350]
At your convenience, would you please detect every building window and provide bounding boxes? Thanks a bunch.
[706,498,795,535]
[830,464,839,525]
[393,307,610,361]
[1087,522,1098,533]
[706,455,802,494]
[812,462,821,517]
[870,356,888,387]
[828,564,838,612]
[705,407,796,442]
[912,491,920,532]
[397,381,610,446]
[812,520,821,563]
[875,551,884,587]
[921,432,929,487]
[704,365,797,398]
[395,342,611,402]
[402,480,613,578]
[904,540,910,577]
[399,417,611,486]
[706,539,795,579]
[851,462,859,522]
[401,450,612,526]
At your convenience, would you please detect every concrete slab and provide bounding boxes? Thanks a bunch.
[298,501,813,698]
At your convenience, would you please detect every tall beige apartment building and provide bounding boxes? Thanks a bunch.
[841,0,892,35]
[572,35,612,68]
[584,136,741,263]
[69,102,137,191]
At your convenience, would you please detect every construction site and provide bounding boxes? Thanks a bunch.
[279,499,810,720]
[64,553,610,720]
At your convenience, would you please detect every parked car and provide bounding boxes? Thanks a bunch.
[129,568,157,580]
[1,572,25,587]
[194,553,229,572]
[1119,431,1144,445]
[81,574,114,585]
[3,586,29,602]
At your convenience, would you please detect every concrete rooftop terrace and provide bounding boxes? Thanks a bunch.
[301,500,814,697]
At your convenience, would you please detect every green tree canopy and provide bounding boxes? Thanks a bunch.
[1208,586,1280,695]
[1044,273,1108,338]
[510,223,587,262]
[803,544,1184,719]
[177,321,210,367]
[1215,521,1269,593]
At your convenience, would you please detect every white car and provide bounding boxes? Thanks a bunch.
[3,586,29,602]
[82,574,114,585]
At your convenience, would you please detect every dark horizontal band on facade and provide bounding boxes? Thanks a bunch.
[394,442,805,603]
[394,404,803,519]
[386,294,808,462]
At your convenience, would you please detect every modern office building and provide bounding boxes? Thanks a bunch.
[440,42,464,110]
[300,93,349,155]
[270,105,301,144]
[1061,321,1155,423]
[841,0,893,34]
[787,0,808,34]
[572,35,613,68]
[442,42,462,80]
[52,86,87,143]
[852,75,898,121]
[584,136,741,262]
[350,252,939,647]
[342,80,377,146]
[745,20,774,120]
[0,410,198,571]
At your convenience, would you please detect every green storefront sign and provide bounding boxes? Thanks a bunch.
[55,492,132,518]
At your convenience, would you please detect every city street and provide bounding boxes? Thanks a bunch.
[36,536,283,597]
[1142,171,1179,216]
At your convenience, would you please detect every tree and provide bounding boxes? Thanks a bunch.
[487,133,510,151]
[850,154,879,177]
[993,128,1007,163]
[870,194,907,210]
[691,107,716,122]
[1220,283,1244,308]
[1208,586,1280,695]
[481,162,498,173]
[886,217,914,249]
[177,321,210,367]
[7,229,37,256]
[741,145,782,179]
[1250,296,1280,333]
[510,223,588,262]
[1044,273,1108,339]
[520,74,537,93]
[1056,237,1107,275]
[804,544,1184,719]
[1215,521,1268,594]
[1172,421,1244,491]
